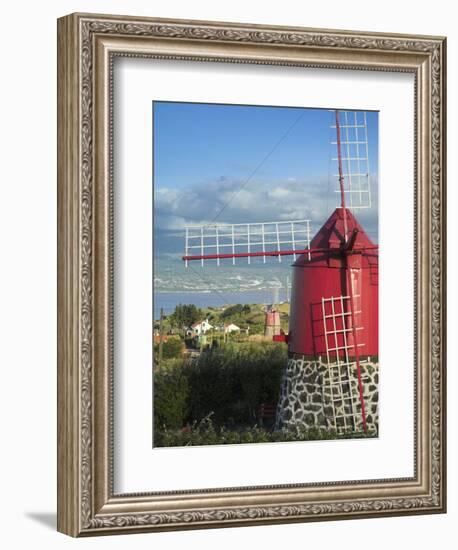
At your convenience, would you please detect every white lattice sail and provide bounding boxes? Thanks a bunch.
[321,294,367,433]
[183,220,312,266]
[331,110,372,210]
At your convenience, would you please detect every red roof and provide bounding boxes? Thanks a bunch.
[153,335,168,344]
[312,207,374,249]
[294,208,377,267]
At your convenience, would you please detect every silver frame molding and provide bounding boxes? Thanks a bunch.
[57,12,446,537]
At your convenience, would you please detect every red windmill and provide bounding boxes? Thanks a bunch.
[182,110,378,434]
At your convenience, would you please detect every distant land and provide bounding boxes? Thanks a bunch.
[153,259,293,319]
[154,258,293,292]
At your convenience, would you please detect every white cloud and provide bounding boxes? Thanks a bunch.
[154,174,378,246]
[268,187,291,199]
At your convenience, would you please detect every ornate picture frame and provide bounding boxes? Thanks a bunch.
[57,12,446,536]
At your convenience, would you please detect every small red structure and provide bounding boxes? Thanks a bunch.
[288,207,378,358]
[264,306,281,337]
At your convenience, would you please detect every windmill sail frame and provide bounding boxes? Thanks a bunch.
[321,294,368,433]
[331,110,372,210]
[184,219,312,266]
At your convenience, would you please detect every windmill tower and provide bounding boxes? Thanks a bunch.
[264,305,281,337]
[182,110,379,436]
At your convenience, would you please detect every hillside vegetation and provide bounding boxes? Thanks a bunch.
[154,301,290,337]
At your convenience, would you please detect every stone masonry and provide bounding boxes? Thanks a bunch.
[275,355,379,434]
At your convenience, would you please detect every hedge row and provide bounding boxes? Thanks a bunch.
[154,416,376,447]
[153,342,287,434]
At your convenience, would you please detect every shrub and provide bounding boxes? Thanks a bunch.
[161,336,184,359]
[185,341,286,427]
[153,366,189,431]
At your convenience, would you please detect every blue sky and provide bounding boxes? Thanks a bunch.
[153,102,378,264]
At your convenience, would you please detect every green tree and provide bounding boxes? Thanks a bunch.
[169,304,202,328]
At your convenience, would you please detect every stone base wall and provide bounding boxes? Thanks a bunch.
[275,355,379,434]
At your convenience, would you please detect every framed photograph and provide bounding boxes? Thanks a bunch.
[152,102,380,447]
[57,13,446,536]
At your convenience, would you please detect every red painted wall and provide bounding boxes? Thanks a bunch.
[288,208,378,358]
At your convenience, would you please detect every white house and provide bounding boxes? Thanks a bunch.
[188,319,213,336]
[213,322,241,334]
[224,323,240,334]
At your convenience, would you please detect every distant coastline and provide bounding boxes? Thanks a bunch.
[154,289,287,319]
